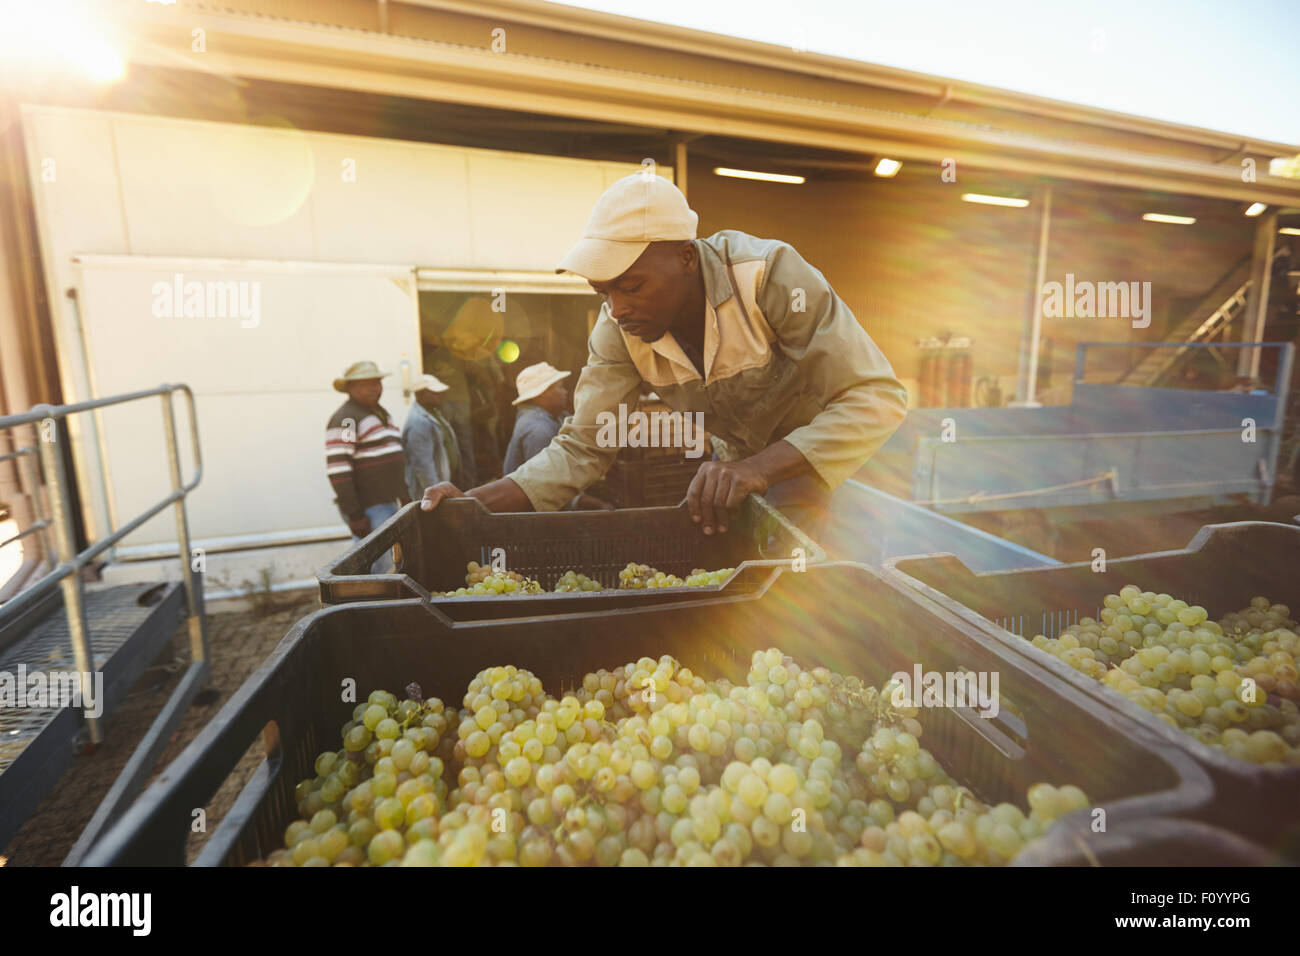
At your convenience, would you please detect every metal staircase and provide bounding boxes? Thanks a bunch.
[1121,248,1287,388]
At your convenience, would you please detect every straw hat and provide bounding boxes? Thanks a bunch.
[555,172,698,282]
[333,360,390,392]
[411,373,450,394]
[513,362,570,406]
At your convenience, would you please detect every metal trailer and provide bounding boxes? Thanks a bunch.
[857,342,1294,518]
[820,479,1060,571]
[0,385,208,862]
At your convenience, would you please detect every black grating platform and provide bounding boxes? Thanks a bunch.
[0,581,187,850]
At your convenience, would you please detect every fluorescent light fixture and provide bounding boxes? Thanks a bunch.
[874,158,902,178]
[713,167,805,184]
[1142,213,1196,225]
[960,193,1029,208]
[1244,203,1267,217]
[1279,227,1300,236]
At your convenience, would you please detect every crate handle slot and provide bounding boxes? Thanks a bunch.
[193,720,283,866]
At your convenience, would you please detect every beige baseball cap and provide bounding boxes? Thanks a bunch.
[555,172,699,282]
[513,362,571,405]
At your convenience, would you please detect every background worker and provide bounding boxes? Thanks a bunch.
[419,173,908,538]
[503,362,613,510]
[503,362,571,474]
[325,360,408,572]
[402,373,461,503]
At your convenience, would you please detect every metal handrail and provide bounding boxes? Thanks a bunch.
[0,383,206,745]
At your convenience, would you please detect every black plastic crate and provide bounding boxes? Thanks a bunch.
[886,521,1300,857]
[603,457,705,507]
[85,562,1214,866]
[317,494,823,614]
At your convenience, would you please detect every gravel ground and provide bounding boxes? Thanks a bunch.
[1,593,320,867]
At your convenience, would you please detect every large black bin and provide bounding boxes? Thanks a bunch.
[886,521,1300,858]
[85,563,1215,866]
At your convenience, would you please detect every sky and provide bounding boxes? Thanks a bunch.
[553,0,1300,147]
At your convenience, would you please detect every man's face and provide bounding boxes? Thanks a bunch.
[416,388,443,410]
[347,379,383,408]
[536,381,568,416]
[588,241,697,343]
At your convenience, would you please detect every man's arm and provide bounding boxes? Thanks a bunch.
[685,242,908,534]
[755,242,908,486]
[422,315,641,514]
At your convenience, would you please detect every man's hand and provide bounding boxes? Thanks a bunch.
[419,481,466,511]
[686,459,768,535]
[347,516,371,538]
[419,477,534,513]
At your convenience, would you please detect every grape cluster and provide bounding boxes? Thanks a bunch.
[554,571,606,592]
[258,685,451,866]
[617,563,734,589]
[433,562,545,596]
[257,650,1089,867]
[1027,588,1300,765]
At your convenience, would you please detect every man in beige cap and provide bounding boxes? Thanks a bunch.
[503,361,570,475]
[326,361,407,567]
[402,373,461,503]
[421,171,908,536]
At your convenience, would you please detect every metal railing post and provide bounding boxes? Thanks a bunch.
[160,389,207,665]
[32,409,101,744]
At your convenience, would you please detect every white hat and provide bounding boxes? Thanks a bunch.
[555,172,698,282]
[513,362,570,406]
[411,373,450,394]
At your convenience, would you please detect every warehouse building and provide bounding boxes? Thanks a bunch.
[1,0,1298,595]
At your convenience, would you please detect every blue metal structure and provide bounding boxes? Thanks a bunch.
[821,479,1059,571]
[855,342,1294,515]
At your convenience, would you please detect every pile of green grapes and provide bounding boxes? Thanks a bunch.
[257,649,1088,867]
[434,562,735,596]
[1026,588,1300,766]
[617,563,735,589]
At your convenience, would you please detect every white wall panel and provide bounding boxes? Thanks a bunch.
[73,259,420,546]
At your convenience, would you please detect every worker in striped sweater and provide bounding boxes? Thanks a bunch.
[326,361,409,572]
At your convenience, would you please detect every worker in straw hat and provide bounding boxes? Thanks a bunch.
[420,171,907,536]
[325,361,408,571]
[402,372,461,503]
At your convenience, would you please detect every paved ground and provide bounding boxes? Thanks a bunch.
[1,593,320,866]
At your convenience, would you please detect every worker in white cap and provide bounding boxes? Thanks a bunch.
[503,362,571,475]
[402,373,461,503]
[420,170,908,535]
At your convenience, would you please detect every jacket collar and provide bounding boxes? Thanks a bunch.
[697,238,737,309]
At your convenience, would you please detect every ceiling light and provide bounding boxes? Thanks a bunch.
[1279,227,1300,236]
[713,167,805,184]
[960,193,1029,208]
[1244,203,1267,217]
[874,158,902,177]
[1142,213,1196,225]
